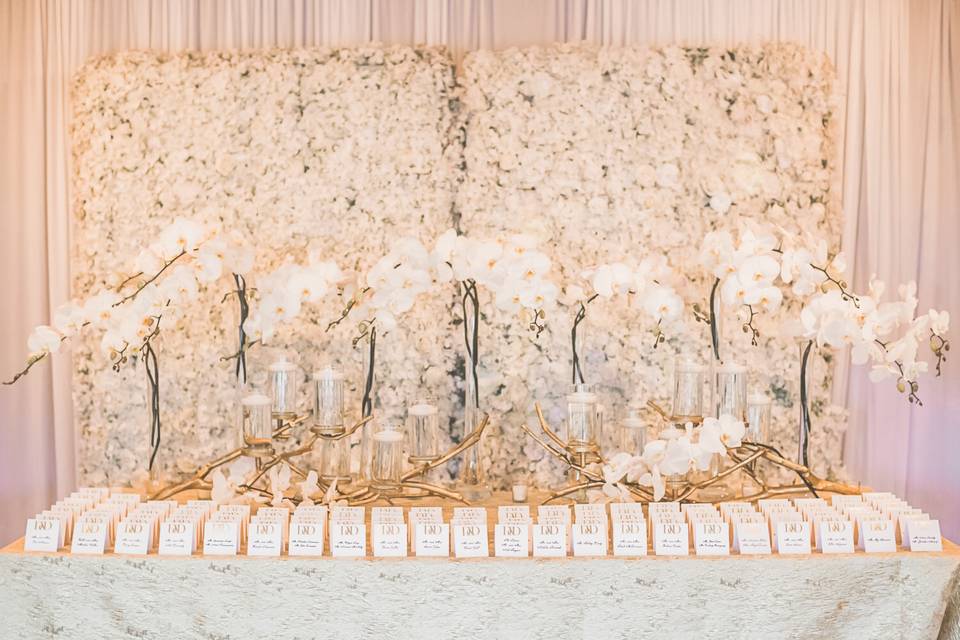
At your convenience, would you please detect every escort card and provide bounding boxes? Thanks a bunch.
[609,502,645,520]
[330,523,366,557]
[247,521,283,557]
[574,504,608,521]
[409,506,443,521]
[71,519,108,555]
[653,522,689,556]
[409,507,444,548]
[498,505,531,523]
[532,523,567,557]
[818,520,854,554]
[288,520,325,556]
[114,520,152,555]
[330,506,365,524]
[158,521,195,556]
[453,507,488,523]
[775,521,811,554]
[372,507,405,523]
[899,513,930,545]
[648,502,680,517]
[572,522,608,557]
[372,522,407,557]
[907,520,943,552]
[415,523,450,557]
[735,522,772,555]
[693,522,730,556]
[203,521,240,556]
[612,520,647,556]
[495,523,530,557]
[537,505,571,522]
[860,519,897,553]
[453,523,489,558]
[24,518,61,552]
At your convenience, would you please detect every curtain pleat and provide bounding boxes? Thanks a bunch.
[0,0,957,545]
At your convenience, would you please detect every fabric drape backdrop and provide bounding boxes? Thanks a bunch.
[1,0,957,545]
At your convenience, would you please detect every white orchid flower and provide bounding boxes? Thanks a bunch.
[643,283,683,321]
[27,325,62,356]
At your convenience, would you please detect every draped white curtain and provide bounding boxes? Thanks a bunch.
[1,0,957,545]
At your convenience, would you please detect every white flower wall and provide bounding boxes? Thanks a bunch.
[71,42,845,488]
[71,47,462,485]
[456,43,845,488]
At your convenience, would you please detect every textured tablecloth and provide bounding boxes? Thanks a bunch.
[2,536,958,640]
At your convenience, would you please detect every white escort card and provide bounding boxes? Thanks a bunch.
[409,507,443,548]
[329,523,366,557]
[532,523,567,557]
[330,506,365,524]
[203,521,240,556]
[653,522,689,556]
[495,523,530,557]
[612,520,647,556]
[817,520,854,554]
[453,507,488,523]
[415,523,450,557]
[899,512,930,545]
[693,522,730,556]
[114,520,152,555]
[247,520,283,557]
[372,507,405,523]
[537,505,571,522]
[372,522,407,557]
[775,521,811,554]
[572,522,608,557]
[734,522,772,555]
[499,505,531,523]
[860,519,897,553]
[907,520,943,552]
[453,523,489,558]
[24,518,61,552]
[158,521,195,556]
[71,518,108,555]
[288,519,325,557]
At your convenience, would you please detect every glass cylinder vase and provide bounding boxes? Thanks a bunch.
[239,393,273,457]
[620,407,648,456]
[312,366,345,436]
[356,333,376,483]
[371,429,404,492]
[711,361,747,420]
[268,358,298,420]
[408,402,440,463]
[746,393,772,444]
[458,350,491,500]
[672,358,706,422]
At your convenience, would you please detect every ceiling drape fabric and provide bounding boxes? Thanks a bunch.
[0,0,956,544]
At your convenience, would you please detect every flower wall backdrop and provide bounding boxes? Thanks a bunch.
[71,47,462,485]
[456,43,845,488]
[71,43,843,488]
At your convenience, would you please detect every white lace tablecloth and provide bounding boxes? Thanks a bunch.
[2,536,958,640]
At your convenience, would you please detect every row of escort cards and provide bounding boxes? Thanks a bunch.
[22,488,943,557]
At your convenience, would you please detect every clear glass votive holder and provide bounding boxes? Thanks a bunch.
[566,384,599,453]
[620,407,648,456]
[240,393,273,456]
[712,361,747,420]
[268,358,299,419]
[673,358,706,421]
[312,366,345,435]
[317,437,352,483]
[408,403,440,463]
[746,393,772,443]
[371,429,404,492]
